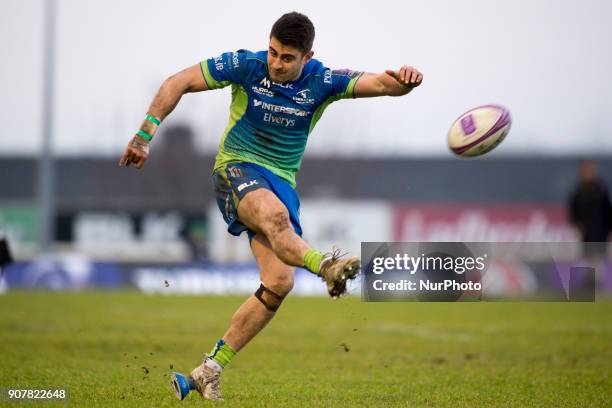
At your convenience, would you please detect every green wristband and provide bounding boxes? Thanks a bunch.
[136,129,153,141]
[145,114,161,126]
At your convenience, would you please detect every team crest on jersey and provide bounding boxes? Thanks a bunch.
[296,89,310,99]
[293,88,315,105]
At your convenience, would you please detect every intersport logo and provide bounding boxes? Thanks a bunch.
[253,99,309,117]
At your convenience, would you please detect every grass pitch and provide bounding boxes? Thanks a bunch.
[0,292,610,407]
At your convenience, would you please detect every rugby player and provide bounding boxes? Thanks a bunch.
[119,12,422,400]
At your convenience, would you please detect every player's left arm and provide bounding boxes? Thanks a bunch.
[353,66,423,98]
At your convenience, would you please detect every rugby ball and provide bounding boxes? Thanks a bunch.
[447,105,511,157]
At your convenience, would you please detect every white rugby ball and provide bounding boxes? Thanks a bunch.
[447,104,511,157]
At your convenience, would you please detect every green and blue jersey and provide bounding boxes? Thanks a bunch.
[201,50,362,186]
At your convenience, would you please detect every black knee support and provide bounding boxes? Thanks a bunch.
[254,283,285,312]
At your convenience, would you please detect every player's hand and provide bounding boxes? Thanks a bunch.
[118,135,150,169]
[385,66,423,89]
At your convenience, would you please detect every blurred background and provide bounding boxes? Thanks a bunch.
[1,0,611,297]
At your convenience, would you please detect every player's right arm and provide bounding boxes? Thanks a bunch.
[148,64,209,121]
[120,50,248,169]
[118,63,208,169]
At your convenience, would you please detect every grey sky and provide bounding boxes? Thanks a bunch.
[1,0,611,156]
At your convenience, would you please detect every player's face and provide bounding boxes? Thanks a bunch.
[267,37,313,83]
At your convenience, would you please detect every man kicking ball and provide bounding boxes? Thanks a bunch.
[119,11,422,401]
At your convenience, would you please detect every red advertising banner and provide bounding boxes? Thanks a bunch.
[393,204,579,242]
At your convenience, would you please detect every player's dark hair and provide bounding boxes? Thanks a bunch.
[270,12,315,55]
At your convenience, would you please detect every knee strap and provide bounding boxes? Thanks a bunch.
[254,283,285,312]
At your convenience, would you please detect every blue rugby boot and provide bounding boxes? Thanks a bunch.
[171,371,195,400]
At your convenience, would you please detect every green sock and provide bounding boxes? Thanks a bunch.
[303,249,324,275]
[209,339,237,368]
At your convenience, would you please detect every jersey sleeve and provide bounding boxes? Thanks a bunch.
[200,50,248,90]
[325,69,363,100]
